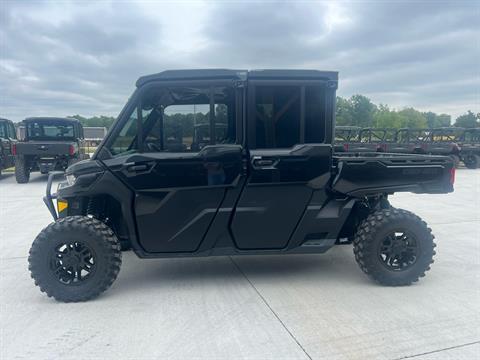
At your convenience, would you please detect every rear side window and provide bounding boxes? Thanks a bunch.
[252,84,326,149]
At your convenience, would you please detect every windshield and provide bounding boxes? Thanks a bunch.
[26,121,74,141]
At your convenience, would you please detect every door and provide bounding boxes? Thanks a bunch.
[230,81,334,250]
[1,121,17,168]
[102,83,243,253]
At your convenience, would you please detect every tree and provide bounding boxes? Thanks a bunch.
[373,104,404,128]
[436,114,451,127]
[423,112,451,128]
[454,111,480,128]
[350,94,377,128]
[335,96,354,126]
[69,115,116,129]
[398,108,427,128]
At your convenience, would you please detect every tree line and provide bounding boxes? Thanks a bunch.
[336,95,479,129]
[70,95,480,130]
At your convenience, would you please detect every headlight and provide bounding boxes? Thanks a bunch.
[66,173,76,186]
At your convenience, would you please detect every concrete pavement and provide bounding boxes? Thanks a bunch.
[0,170,479,360]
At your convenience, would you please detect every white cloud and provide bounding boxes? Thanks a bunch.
[0,0,478,121]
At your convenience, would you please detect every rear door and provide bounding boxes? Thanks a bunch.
[101,82,244,253]
[230,79,335,250]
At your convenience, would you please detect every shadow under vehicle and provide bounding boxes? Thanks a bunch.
[0,118,17,177]
[28,69,455,302]
[456,128,480,169]
[13,117,89,183]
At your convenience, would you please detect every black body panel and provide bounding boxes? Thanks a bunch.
[231,144,332,250]
[103,145,244,253]
[333,153,454,196]
[49,69,454,260]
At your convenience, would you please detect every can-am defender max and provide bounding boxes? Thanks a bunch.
[28,70,455,302]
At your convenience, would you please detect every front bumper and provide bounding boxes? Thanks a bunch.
[43,171,65,220]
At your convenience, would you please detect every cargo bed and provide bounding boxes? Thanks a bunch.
[332,152,454,196]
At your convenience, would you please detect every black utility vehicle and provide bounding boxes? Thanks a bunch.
[28,70,455,302]
[457,128,480,169]
[0,118,17,176]
[14,117,88,183]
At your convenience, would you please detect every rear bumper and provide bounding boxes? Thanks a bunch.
[38,159,58,174]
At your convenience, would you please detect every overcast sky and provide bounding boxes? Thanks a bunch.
[1,0,479,122]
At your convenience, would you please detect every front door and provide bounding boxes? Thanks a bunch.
[230,81,334,250]
[102,83,243,253]
[1,121,17,168]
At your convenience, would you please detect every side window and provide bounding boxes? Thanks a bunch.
[254,86,300,148]
[253,85,326,148]
[0,123,6,139]
[143,86,236,153]
[305,86,326,143]
[108,85,236,156]
[9,123,17,139]
[110,109,140,156]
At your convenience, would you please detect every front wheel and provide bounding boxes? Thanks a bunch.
[353,208,435,286]
[28,216,122,302]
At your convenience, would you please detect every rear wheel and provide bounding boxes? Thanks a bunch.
[464,154,480,169]
[353,208,435,286]
[15,156,30,183]
[28,216,122,302]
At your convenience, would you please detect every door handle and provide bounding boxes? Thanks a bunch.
[126,163,150,172]
[252,157,276,169]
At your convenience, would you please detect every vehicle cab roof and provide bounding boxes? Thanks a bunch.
[23,117,80,124]
[136,69,338,87]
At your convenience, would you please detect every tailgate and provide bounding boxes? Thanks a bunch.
[15,142,72,156]
[332,153,454,196]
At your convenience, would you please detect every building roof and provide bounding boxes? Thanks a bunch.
[136,69,338,87]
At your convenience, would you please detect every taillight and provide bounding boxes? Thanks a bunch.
[450,167,456,185]
[69,144,76,156]
[12,143,16,155]
[343,143,349,152]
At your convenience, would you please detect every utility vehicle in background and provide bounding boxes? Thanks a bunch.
[28,69,455,302]
[334,126,361,152]
[13,117,88,183]
[457,128,480,169]
[0,118,17,177]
